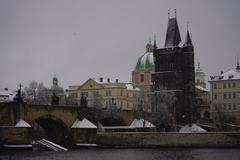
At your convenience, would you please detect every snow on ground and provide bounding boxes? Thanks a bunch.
[179,124,206,133]
[71,118,97,129]
[15,119,31,127]
[130,118,156,128]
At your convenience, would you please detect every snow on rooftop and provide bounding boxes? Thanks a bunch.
[15,119,31,128]
[179,124,206,133]
[130,118,155,128]
[126,83,140,91]
[71,118,97,129]
[196,86,209,92]
[209,68,240,81]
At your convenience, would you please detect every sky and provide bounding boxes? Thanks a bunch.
[1,0,240,91]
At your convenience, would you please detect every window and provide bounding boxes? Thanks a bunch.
[233,92,236,99]
[228,83,231,88]
[140,74,144,83]
[223,93,226,99]
[223,83,226,88]
[228,104,231,110]
[223,104,226,110]
[82,92,88,97]
[214,84,217,89]
[106,90,111,96]
[70,93,77,98]
[233,104,236,110]
[120,90,123,96]
[233,82,236,88]
[214,94,217,99]
[228,93,231,99]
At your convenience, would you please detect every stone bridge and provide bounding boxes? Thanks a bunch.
[0,102,157,145]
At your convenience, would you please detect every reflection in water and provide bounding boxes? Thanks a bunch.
[0,148,240,160]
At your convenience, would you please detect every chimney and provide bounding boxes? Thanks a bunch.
[116,79,119,83]
[107,78,110,83]
[99,77,103,82]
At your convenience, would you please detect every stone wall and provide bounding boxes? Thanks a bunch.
[0,127,30,145]
[96,132,240,147]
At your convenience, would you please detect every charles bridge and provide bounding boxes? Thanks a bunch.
[0,101,157,145]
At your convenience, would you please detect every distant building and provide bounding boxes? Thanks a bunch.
[209,61,240,125]
[194,62,210,122]
[195,62,206,89]
[68,78,141,110]
[49,75,65,105]
[195,86,210,121]
[151,10,195,124]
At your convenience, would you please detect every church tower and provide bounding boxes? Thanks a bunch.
[151,10,195,124]
[195,61,206,89]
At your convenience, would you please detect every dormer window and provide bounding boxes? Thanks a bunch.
[228,74,234,79]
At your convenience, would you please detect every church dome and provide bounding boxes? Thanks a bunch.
[135,43,155,70]
[135,52,154,70]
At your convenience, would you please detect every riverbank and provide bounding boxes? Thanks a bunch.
[96,132,240,148]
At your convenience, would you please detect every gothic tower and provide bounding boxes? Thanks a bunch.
[151,10,195,124]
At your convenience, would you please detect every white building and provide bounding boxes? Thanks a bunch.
[209,62,240,125]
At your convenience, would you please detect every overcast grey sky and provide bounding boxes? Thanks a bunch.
[1,0,240,90]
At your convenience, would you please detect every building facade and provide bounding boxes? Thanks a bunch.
[68,78,141,111]
[151,11,195,124]
[209,63,240,125]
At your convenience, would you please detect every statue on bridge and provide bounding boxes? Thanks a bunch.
[80,93,88,107]
[13,84,23,103]
[51,92,59,105]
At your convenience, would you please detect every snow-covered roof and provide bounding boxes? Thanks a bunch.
[179,124,206,133]
[130,118,155,128]
[209,68,240,81]
[196,86,209,92]
[71,118,97,129]
[126,83,140,91]
[15,119,31,128]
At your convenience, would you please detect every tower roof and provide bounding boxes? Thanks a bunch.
[183,29,193,46]
[164,11,181,47]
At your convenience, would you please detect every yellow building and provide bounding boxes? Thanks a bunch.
[68,78,141,110]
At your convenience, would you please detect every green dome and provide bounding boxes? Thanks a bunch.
[135,52,154,70]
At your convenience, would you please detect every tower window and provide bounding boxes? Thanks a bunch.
[140,74,144,83]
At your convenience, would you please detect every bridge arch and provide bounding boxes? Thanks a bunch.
[99,115,127,126]
[30,115,72,146]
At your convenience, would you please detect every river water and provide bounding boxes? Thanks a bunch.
[0,148,240,160]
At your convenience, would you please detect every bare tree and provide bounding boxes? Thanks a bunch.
[24,81,50,105]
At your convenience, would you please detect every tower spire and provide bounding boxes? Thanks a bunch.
[237,55,240,70]
[164,10,181,47]
[154,33,158,49]
[183,22,193,47]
